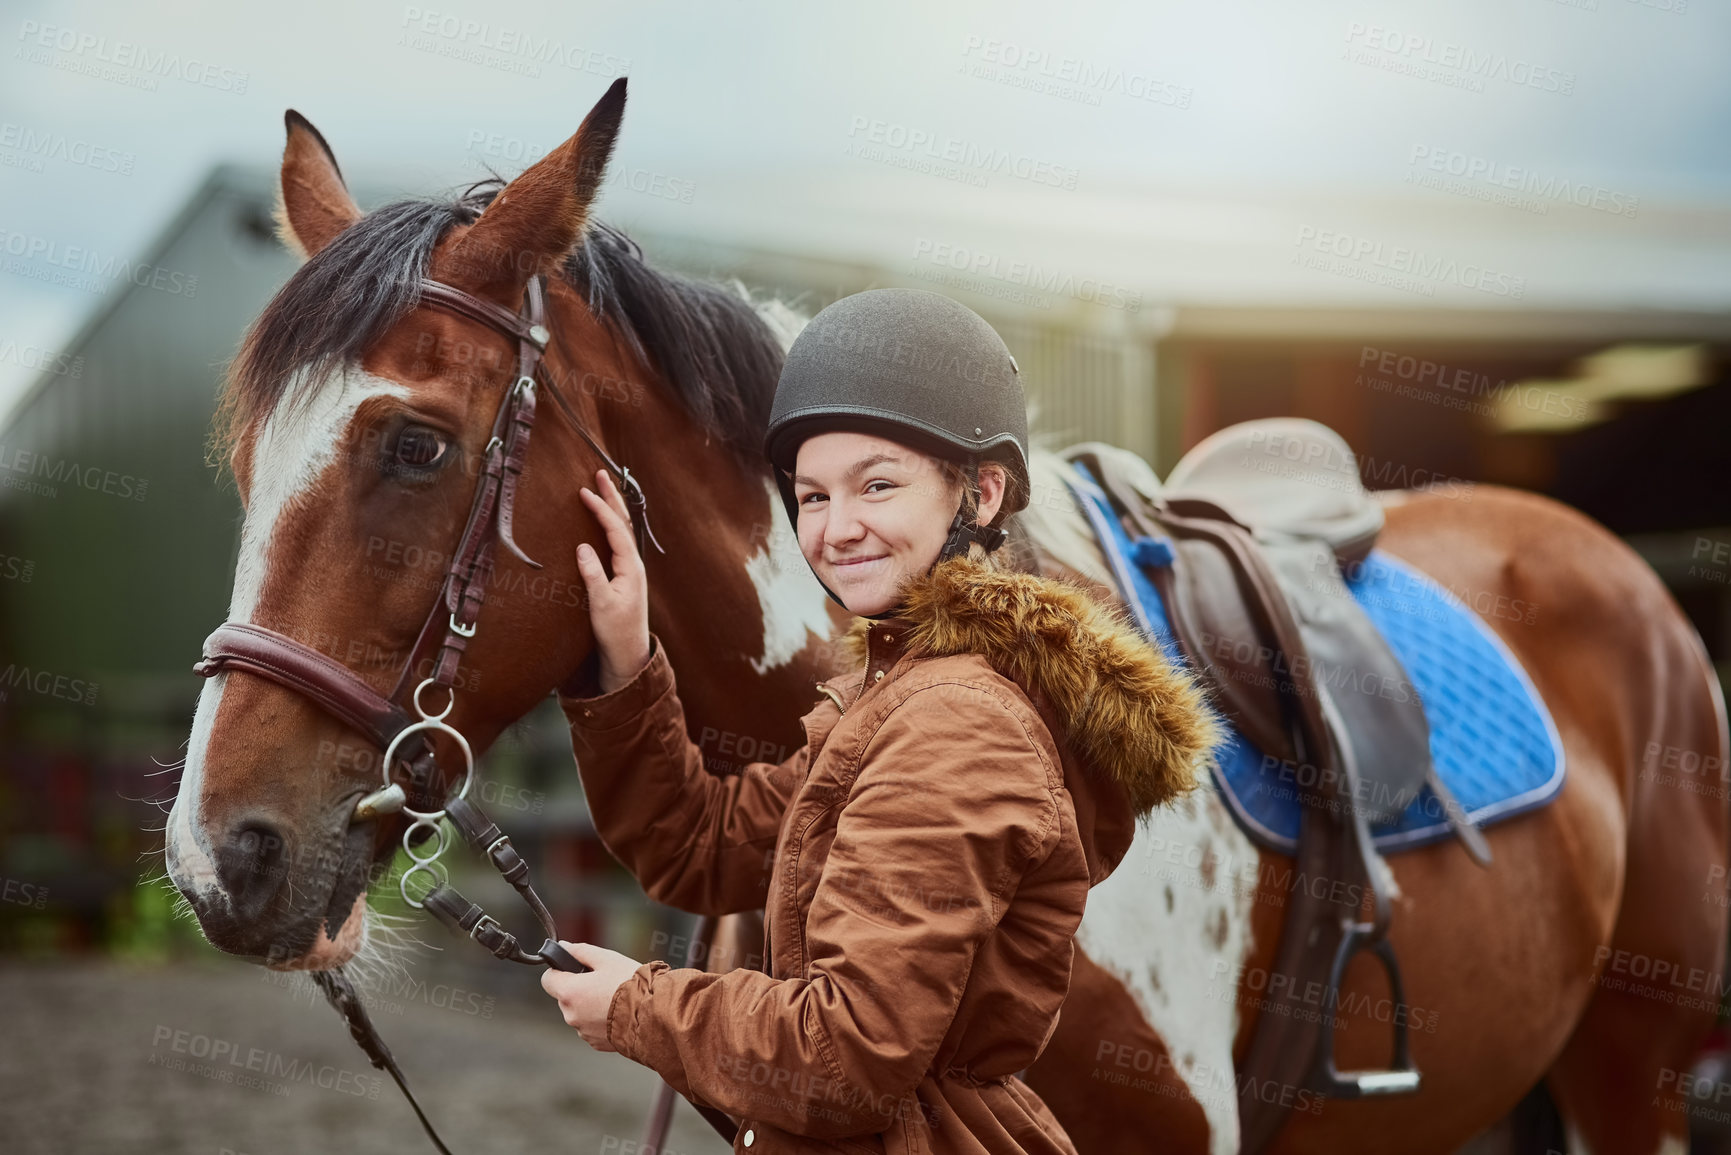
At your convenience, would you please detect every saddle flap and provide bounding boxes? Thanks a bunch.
[1160,532,1297,767]
[1256,535,1433,827]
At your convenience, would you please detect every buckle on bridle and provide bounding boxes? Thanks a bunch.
[618,465,666,555]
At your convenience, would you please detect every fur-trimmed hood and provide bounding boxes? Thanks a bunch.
[842,555,1221,817]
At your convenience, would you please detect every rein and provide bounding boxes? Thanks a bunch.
[189,276,730,1151]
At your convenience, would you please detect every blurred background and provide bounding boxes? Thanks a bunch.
[1,0,1728,1151]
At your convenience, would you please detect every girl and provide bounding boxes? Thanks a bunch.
[542,288,1218,1154]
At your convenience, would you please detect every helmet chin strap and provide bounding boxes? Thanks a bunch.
[857,458,1004,622]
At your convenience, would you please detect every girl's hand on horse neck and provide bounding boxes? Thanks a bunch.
[540,940,642,1051]
[576,469,652,693]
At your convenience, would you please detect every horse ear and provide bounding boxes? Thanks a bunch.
[275,110,361,260]
[442,77,627,298]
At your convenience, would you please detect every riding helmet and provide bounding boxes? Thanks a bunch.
[762,288,1030,616]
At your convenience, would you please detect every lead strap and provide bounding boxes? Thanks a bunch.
[312,969,455,1155]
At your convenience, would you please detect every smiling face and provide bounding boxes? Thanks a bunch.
[792,430,1005,616]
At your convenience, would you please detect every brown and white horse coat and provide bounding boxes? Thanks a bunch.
[168,81,1728,1155]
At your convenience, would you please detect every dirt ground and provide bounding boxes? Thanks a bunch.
[10,956,1728,1154]
[0,956,733,1155]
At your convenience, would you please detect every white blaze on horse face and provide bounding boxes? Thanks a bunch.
[169,367,409,900]
[1076,783,1258,1155]
[228,367,410,621]
[744,475,835,674]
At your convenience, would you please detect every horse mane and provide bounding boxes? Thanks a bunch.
[212,180,784,469]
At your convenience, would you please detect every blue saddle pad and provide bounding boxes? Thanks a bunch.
[1065,463,1565,854]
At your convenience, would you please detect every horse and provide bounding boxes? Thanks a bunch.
[166,79,1729,1155]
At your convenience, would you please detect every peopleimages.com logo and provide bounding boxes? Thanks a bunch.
[846,115,1080,191]
[0,122,135,176]
[1294,226,1526,300]
[910,239,1142,311]
[1342,21,1575,96]
[0,442,150,502]
[0,338,82,379]
[398,7,630,78]
[0,228,197,298]
[15,20,250,93]
[958,35,1193,110]
[1406,145,1639,219]
[0,663,98,706]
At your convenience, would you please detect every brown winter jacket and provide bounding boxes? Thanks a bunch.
[559,555,1218,1155]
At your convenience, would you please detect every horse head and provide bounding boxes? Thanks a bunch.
[167,79,841,970]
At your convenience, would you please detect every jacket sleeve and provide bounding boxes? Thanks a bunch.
[603,683,1062,1139]
[558,633,817,915]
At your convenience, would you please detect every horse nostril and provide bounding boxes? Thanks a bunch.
[214,822,289,921]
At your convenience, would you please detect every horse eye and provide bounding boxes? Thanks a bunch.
[394,426,448,470]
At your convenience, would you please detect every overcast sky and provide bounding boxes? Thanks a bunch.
[3,0,1729,421]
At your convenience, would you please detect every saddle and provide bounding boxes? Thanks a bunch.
[1065,419,1492,1154]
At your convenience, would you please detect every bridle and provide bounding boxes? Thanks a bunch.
[195,274,657,821]
[195,272,660,911]
[187,275,734,1151]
